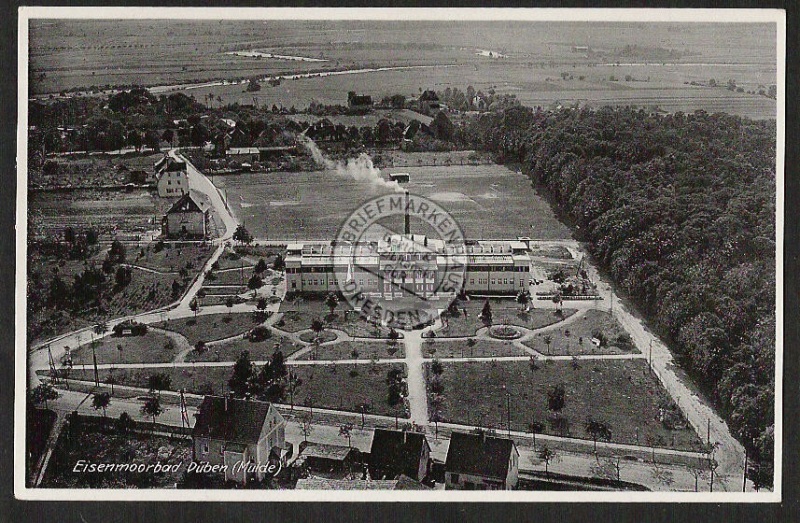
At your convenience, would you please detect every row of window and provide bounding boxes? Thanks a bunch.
[469,278,525,287]
[288,265,529,274]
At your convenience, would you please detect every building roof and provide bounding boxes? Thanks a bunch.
[166,192,207,215]
[444,431,518,480]
[295,478,399,490]
[155,156,186,173]
[369,428,429,478]
[295,475,428,490]
[192,395,275,445]
[300,443,356,462]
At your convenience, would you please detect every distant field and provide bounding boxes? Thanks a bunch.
[30,21,776,119]
[221,163,573,240]
[175,61,775,120]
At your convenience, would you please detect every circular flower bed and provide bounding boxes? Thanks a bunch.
[299,330,338,344]
[488,325,522,340]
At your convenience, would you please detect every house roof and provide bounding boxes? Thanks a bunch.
[299,443,356,461]
[369,429,429,478]
[295,478,399,490]
[445,431,518,480]
[166,192,207,215]
[192,395,274,445]
[295,475,428,490]
[157,157,186,173]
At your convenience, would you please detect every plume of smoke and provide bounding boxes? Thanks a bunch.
[300,135,403,192]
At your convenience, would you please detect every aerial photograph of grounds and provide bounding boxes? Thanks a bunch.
[20,10,780,498]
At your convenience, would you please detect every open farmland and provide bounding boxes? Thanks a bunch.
[181,61,776,120]
[30,21,776,119]
[221,163,574,240]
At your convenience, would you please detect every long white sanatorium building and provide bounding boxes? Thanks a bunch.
[285,234,532,299]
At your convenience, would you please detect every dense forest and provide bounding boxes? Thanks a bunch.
[463,106,776,487]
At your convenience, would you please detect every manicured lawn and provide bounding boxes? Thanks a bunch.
[71,331,184,365]
[186,336,303,363]
[155,313,263,345]
[205,268,253,286]
[201,295,251,307]
[426,359,701,451]
[423,339,529,358]
[42,421,191,488]
[278,298,395,338]
[522,310,640,356]
[71,362,409,418]
[213,248,261,271]
[293,341,404,361]
[290,363,408,417]
[436,298,577,337]
[199,286,247,296]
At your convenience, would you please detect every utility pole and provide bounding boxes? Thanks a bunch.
[649,340,653,374]
[743,446,748,492]
[707,418,711,447]
[502,384,511,437]
[92,344,99,388]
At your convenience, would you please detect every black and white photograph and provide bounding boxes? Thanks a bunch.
[16,7,784,502]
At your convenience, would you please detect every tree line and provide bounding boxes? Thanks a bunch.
[463,105,776,489]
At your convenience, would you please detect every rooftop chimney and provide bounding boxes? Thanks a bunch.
[404,191,410,236]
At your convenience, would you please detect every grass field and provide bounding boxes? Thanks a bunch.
[155,313,263,346]
[277,298,395,338]
[71,331,183,365]
[522,310,640,356]
[293,340,403,361]
[73,362,408,417]
[424,338,529,358]
[42,421,190,488]
[290,363,408,417]
[436,298,577,338]
[427,359,702,451]
[185,335,303,363]
[221,163,574,240]
[72,366,235,397]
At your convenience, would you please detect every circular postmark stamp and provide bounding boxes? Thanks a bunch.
[334,191,466,329]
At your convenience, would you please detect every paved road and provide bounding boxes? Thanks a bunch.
[46,390,717,492]
[563,241,748,489]
[403,324,435,426]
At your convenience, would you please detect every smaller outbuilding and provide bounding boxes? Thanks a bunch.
[296,442,361,475]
